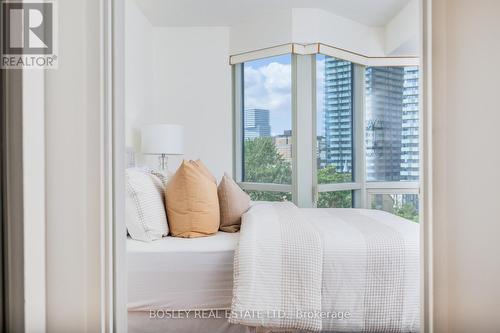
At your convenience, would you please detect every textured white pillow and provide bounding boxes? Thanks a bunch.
[125,168,168,241]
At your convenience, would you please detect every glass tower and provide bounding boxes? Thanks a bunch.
[323,57,353,174]
[243,108,271,140]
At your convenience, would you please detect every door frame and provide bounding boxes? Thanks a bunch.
[104,0,436,332]
[104,0,127,332]
[1,61,25,333]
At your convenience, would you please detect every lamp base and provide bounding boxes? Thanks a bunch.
[158,154,170,178]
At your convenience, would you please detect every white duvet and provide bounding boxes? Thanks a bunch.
[229,202,420,332]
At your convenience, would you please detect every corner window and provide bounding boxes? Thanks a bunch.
[234,52,420,219]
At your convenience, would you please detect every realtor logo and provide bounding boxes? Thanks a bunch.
[1,1,57,68]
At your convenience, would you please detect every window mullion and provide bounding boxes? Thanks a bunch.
[232,64,243,182]
[292,54,315,207]
[353,64,366,208]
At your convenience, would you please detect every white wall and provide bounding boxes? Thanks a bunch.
[23,67,46,333]
[230,9,293,55]
[151,27,232,179]
[385,0,419,55]
[125,0,154,151]
[431,0,500,332]
[292,8,385,56]
[229,7,418,57]
[44,0,103,331]
[125,8,232,179]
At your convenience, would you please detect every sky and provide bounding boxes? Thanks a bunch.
[243,54,326,136]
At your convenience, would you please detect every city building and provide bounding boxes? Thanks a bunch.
[365,66,405,181]
[243,108,271,140]
[274,130,292,163]
[323,57,354,175]
[322,61,419,183]
[316,135,326,168]
[401,66,419,181]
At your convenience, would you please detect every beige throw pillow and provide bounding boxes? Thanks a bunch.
[166,160,220,238]
[217,173,250,232]
[190,159,217,184]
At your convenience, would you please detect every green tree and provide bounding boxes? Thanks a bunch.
[394,203,419,222]
[243,137,292,201]
[316,165,352,208]
[243,138,419,220]
[244,137,291,184]
[244,138,351,206]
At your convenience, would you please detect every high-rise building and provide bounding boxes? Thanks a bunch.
[401,67,419,181]
[365,66,420,182]
[323,58,353,175]
[316,135,326,168]
[322,61,419,183]
[244,108,271,140]
[365,67,405,181]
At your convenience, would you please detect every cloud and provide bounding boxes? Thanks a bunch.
[243,58,327,136]
[244,61,291,136]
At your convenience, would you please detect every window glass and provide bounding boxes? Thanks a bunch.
[317,191,353,208]
[243,55,292,184]
[244,190,292,202]
[369,193,419,222]
[237,56,421,211]
[365,66,419,182]
[316,55,354,184]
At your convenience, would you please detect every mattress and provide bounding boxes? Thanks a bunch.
[127,231,239,311]
[128,311,254,333]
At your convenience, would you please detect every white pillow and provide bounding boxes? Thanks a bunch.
[125,168,168,241]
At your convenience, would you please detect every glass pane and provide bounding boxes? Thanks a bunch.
[317,191,353,208]
[316,54,354,184]
[369,193,419,222]
[365,66,419,182]
[243,55,292,184]
[244,190,292,202]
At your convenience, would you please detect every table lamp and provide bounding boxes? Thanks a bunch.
[141,124,184,175]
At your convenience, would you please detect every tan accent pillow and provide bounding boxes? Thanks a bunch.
[217,173,250,232]
[190,159,217,184]
[166,160,220,238]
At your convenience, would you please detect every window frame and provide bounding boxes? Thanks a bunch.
[233,47,420,213]
[232,56,295,197]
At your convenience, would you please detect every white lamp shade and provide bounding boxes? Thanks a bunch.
[141,124,184,155]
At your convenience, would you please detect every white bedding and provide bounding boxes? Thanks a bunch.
[229,202,323,331]
[307,208,420,332]
[230,203,420,332]
[127,232,239,311]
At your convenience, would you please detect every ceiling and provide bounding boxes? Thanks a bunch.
[134,0,412,27]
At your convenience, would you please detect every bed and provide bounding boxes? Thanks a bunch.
[128,202,420,333]
[128,231,238,311]
[230,202,420,332]
[127,231,253,333]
